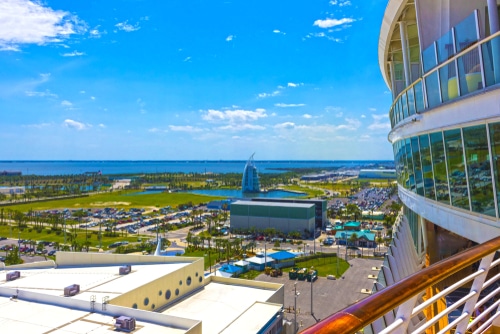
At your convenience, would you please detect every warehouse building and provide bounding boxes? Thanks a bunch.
[250,198,327,230]
[230,200,316,238]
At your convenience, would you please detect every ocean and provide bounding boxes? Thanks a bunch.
[0,160,394,176]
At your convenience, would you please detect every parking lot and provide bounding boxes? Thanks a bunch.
[0,238,56,263]
[256,257,384,330]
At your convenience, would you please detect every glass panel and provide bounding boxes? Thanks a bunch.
[390,108,395,128]
[414,81,425,112]
[489,122,500,217]
[406,138,415,192]
[401,92,408,119]
[439,63,457,102]
[422,43,437,73]
[425,72,441,108]
[419,134,435,200]
[412,137,424,196]
[402,139,409,190]
[481,36,500,87]
[463,125,495,216]
[436,30,455,63]
[457,47,482,96]
[454,12,478,53]
[398,98,403,122]
[407,87,416,116]
[398,141,404,186]
[430,132,450,204]
[444,129,470,210]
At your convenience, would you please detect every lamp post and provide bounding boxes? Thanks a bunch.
[294,282,300,333]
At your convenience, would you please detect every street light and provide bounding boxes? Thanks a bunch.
[294,282,300,334]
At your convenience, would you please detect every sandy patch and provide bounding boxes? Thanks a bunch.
[89,201,131,206]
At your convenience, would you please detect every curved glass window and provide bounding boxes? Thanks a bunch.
[414,81,425,112]
[411,137,424,196]
[463,125,495,216]
[425,72,441,108]
[430,132,450,204]
[419,134,435,200]
[444,129,470,210]
[489,122,500,217]
[405,138,415,192]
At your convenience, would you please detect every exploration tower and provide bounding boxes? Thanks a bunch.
[241,153,261,193]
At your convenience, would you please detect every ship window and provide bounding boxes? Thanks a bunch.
[488,122,500,217]
[430,131,450,204]
[419,134,435,200]
[464,125,495,216]
[444,129,470,210]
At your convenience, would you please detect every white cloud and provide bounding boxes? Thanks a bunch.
[89,25,106,38]
[368,122,391,130]
[336,118,361,130]
[169,125,202,133]
[202,108,267,123]
[90,96,95,100]
[98,123,106,128]
[258,90,280,98]
[148,128,160,133]
[368,114,390,131]
[115,21,140,32]
[183,56,191,62]
[24,122,52,129]
[329,0,352,6]
[25,90,57,98]
[273,29,286,35]
[61,100,72,107]
[369,107,377,112]
[305,32,344,43]
[63,119,88,130]
[361,114,366,118]
[303,114,312,119]
[274,122,296,130]
[79,90,86,94]
[61,50,85,57]
[0,0,86,51]
[226,35,234,42]
[372,114,388,121]
[313,18,355,29]
[274,103,305,108]
[287,82,303,87]
[335,112,343,118]
[217,124,266,132]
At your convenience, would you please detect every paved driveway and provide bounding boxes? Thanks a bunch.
[256,257,384,331]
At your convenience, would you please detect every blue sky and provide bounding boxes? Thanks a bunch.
[0,0,392,160]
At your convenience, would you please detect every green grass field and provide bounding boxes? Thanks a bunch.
[1,190,226,212]
[0,225,148,250]
[284,256,350,278]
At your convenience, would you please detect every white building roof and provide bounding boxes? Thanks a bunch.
[0,295,185,334]
[220,302,282,334]
[161,280,279,334]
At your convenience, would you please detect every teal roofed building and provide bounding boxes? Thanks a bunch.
[241,153,261,193]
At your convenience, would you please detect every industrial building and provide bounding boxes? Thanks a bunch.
[0,252,284,334]
[358,169,396,179]
[230,200,316,238]
[250,198,327,230]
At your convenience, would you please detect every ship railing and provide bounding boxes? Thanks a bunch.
[300,235,500,334]
[390,24,500,129]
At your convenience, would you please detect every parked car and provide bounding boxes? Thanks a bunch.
[48,250,57,256]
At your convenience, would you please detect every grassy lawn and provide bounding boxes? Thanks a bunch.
[238,270,262,280]
[1,190,225,211]
[283,256,351,278]
[182,249,216,269]
[281,185,323,197]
